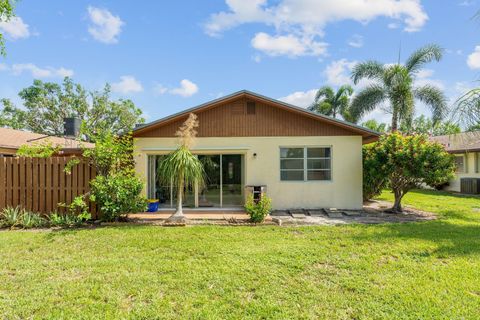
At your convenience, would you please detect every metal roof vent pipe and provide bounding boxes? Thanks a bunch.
[64,117,81,138]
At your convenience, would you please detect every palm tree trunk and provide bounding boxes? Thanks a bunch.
[391,110,398,131]
[170,171,185,220]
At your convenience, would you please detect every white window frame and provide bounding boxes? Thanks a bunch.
[279,146,332,182]
[454,154,466,173]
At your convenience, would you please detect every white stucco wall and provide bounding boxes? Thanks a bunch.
[445,152,480,192]
[134,136,363,210]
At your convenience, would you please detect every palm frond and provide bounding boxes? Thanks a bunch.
[414,85,448,124]
[350,85,387,120]
[351,61,385,84]
[452,88,480,127]
[157,145,205,190]
[405,43,443,73]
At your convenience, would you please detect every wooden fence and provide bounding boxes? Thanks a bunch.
[0,157,97,218]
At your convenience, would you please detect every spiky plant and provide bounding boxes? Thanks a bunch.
[350,44,447,131]
[157,113,204,221]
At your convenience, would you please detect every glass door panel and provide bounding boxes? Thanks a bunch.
[198,155,221,207]
[222,154,244,206]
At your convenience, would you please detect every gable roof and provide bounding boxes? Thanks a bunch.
[133,90,380,143]
[430,131,480,153]
[0,127,94,150]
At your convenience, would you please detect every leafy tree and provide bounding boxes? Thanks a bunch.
[0,98,26,129]
[16,141,61,158]
[8,77,144,141]
[400,115,461,136]
[367,132,455,212]
[86,132,146,221]
[362,143,388,201]
[361,119,388,133]
[0,0,15,56]
[350,44,448,131]
[308,85,357,122]
[157,113,205,222]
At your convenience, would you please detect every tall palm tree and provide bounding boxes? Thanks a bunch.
[350,44,447,131]
[157,113,204,222]
[308,85,356,122]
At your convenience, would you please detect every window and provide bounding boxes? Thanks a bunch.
[476,153,480,173]
[280,147,331,181]
[455,155,465,173]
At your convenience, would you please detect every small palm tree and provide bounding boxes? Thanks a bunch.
[157,113,204,222]
[308,85,356,122]
[350,44,447,131]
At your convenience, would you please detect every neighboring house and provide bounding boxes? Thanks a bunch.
[132,90,380,210]
[431,131,480,193]
[0,127,93,157]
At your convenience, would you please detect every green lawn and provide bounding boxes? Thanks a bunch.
[1,190,480,319]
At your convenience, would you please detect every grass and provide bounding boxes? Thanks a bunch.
[1,189,480,319]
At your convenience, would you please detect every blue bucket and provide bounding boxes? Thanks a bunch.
[147,201,159,212]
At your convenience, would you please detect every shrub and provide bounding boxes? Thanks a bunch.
[21,211,47,228]
[59,195,91,222]
[0,206,47,229]
[49,211,86,227]
[90,171,147,221]
[366,132,455,212]
[363,143,389,201]
[245,194,272,223]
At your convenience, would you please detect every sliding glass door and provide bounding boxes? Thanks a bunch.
[148,154,244,208]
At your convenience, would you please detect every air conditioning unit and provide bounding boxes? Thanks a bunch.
[460,178,480,194]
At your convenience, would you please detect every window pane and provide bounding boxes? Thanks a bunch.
[455,156,464,173]
[280,148,304,158]
[281,170,304,181]
[307,147,330,158]
[281,159,304,169]
[307,170,331,181]
[307,159,330,170]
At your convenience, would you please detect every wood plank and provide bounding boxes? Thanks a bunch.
[6,157,13,207]
[58,158,65,213]
[0,158,5,209]
[72,157,78,199]
[32,158,38,212]
[26,157,33,211]
[65,158,72,207]
[45,157,52,213]
[52,157,58,212]
[12,157,19,206]
[38,158,45,212]
[19,157,25,206]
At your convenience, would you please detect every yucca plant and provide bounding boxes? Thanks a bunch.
[21,211,47,228]
[0,206,23,228]
[157,113,205,222]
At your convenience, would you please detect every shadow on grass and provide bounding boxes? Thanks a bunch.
[351,218,480,257]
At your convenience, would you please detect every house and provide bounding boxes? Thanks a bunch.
[132,90,380,210]
[0,127,93,157]
[430,131,480,193]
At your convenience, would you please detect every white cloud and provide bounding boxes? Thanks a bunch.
[347,34,364,48]
[467,46,480,70]
[324,59,357,86]
[206,0,427,35]
[278,89,317,108]
[251,32,327,57]
[414,69,445,89]
[87,6,124,44]
[11,63,74,78]
[170,79,199,97]
[205,0,427,57]
[0,16,30,39]
[155,79,199,97]
[111,75,143,94]
[387,22,399,29]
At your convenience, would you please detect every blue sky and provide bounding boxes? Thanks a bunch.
[0,0,479,124]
